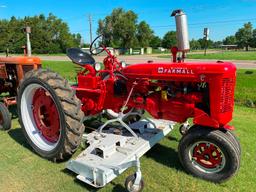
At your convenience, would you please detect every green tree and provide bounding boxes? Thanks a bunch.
[212,41,222,49]
[136,21,153,47]
[197,38,214,49]
[149,36,162,48]
[162,31,176,48]
[235,22,253,51]
[223,35,237,45]
[97,8,154,48]
[190,39,201,50]
[0,13,80,54]
[7,16,24,53]
[97,8,138,48]
[73,33,82,47]
[0,16,24,54]
[251,29,256,48]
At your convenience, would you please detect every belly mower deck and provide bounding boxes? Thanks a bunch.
[66,119,175,188]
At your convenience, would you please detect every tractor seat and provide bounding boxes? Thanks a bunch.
[67,48,95,66]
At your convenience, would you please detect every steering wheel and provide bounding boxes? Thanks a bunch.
[90,35,105,56]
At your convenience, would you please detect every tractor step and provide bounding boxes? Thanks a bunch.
[66,119,175,188]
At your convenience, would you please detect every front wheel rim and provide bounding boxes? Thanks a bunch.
[20,83,61,152]
[189,141,226,173]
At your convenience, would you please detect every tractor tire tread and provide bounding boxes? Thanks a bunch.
[0,102,12,130]
[18,69,85,161]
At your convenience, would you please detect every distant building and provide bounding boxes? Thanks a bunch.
[220,44,238,50]
[158,47,166,52]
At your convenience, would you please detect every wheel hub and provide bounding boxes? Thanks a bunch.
[32,88,60,143]
[191,142,225,172]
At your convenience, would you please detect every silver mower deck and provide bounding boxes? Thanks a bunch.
[66,118,175,188]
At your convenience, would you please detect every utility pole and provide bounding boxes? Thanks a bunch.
[24,26,32,56]
[203,28,209,56]
[89,14,93,44]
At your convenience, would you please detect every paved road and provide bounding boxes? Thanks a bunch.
[38,54,256,69]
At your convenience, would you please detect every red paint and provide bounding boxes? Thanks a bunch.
[192,142,223,169]
[32,88,60,143]
[171,46,179,62]
[72,47,236,130]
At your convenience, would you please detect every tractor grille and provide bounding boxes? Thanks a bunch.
[220,78,234,113]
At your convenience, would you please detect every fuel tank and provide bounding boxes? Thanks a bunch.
[122,62,236,81]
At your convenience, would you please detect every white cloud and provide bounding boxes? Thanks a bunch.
[0,5,7,8]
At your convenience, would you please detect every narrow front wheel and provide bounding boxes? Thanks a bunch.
[178,127,240,183]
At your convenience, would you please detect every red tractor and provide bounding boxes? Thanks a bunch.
[17,10,240,186]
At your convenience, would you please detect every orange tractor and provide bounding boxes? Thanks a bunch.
[0,56,41,130]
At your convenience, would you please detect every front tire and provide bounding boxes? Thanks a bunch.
[178,127,240,183]
[224,129,241,155]
[0,102,11,130]
[18,69,85,161]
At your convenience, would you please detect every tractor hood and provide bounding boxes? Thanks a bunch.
[0,57,41,65]
[122,62,236,80]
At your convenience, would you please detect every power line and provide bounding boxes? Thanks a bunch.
[150,18,256,29]
[71,18,256,34]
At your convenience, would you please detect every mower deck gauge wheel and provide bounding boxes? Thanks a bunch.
[125,174,144,192]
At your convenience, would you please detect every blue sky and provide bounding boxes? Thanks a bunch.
[0,0,256,43]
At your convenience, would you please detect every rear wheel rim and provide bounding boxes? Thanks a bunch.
[189,141,226,173]
[20,83,61,151]
[32,88,60,143]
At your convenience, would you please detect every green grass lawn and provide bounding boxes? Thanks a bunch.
[43,61,79,82]
[236,69,256,105]
[0,61,256,192]
[0,106,255,192]
[159,51,256,60]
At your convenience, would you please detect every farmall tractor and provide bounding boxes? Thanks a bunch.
[0,56,41,130]
[17,10,240,191]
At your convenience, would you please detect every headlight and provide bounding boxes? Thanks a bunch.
[121,61,126,68]
[94,62,101,71]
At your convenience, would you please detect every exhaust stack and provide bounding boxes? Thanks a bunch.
[171,10,190,51]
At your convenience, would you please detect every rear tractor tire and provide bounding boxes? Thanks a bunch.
[0,102,12,130]
[178,126,240,183]
[18,69,85,161]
